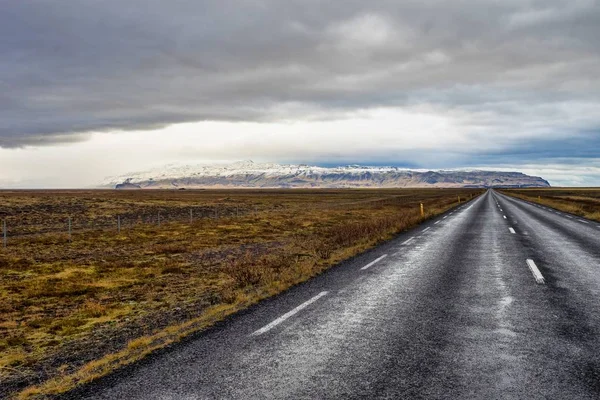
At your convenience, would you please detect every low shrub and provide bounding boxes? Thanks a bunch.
[82,300,107,318]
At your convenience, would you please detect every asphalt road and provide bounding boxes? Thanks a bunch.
[71,190,600,399]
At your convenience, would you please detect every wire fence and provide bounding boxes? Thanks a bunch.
[0,203,261,246]
[0,193,472,248]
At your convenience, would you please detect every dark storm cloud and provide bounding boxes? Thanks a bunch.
[1,0,599,147]
[300,130,600,169]
[430,130,600,167]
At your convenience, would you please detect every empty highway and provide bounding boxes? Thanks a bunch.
[69,190,600,399]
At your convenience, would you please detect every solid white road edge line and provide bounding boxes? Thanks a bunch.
[526,259,546,285]
[361,254,388,271]
[509,228,516,234]
[251,291,329,336]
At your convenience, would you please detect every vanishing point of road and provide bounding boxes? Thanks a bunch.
[70,190,600,399]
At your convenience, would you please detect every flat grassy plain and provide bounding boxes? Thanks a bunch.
[0,188,482,398]
[502,188,600,222]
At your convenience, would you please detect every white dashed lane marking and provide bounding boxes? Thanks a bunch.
[252,292,329,336]
[361,254,388,271]
[402,237,415,245]
[526,259,546,285]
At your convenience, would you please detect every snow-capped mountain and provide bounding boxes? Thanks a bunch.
[102,161,550,189]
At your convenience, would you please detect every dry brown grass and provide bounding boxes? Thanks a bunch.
[501,188,600,222]
[0,188,482,398]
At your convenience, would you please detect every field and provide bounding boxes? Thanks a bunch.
[501,188,600,222]
[0,188,482,398]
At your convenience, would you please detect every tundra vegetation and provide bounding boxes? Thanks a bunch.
[0,188,482,398]
[502,188,600,222]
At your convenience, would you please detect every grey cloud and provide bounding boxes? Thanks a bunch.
[1,0,599,146]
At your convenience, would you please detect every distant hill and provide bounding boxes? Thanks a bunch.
[104,161,550,189]
[114,178,141,190]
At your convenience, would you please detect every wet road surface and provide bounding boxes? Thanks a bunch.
[70,190,600,399]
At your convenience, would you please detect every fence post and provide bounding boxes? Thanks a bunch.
[190,209,193,224]
[118,215,121,234]
[420,203,424,217]
[68,217,72,242]
[458,195,461,203]
[2,220,6,248]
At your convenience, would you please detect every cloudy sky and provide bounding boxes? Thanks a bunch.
[2,0,600,187]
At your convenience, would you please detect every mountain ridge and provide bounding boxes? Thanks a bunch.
[102,161,551,189]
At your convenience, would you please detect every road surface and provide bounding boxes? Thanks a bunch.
[70,190,600,399]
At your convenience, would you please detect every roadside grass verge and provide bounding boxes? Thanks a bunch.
[501,188,600,222]
[0,189,482,398]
